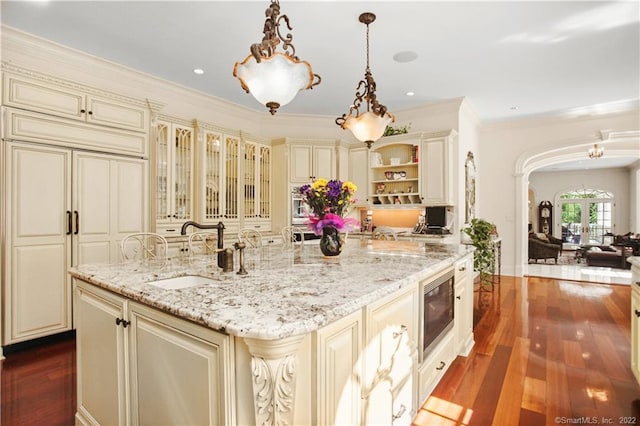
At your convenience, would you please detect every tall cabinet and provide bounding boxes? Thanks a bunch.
[2,66,151,346]
[242,138,271,231]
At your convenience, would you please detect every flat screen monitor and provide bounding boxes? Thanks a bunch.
[426,206,447,228]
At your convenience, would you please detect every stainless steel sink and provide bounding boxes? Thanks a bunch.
[147,275,216,290]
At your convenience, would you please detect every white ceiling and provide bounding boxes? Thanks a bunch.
[1,1,639,173]
[1,0,638,123]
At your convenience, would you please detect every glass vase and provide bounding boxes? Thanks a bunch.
[319,225,343,257]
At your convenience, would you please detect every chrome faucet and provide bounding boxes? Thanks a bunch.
[180,221,229,269]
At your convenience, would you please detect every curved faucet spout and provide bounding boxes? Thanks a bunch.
[180,221,225,236]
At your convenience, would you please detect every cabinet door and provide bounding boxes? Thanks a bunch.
[290,145,313,182]
[223,135,241,222]
[632,284,640,385]
[3,142,72,344]
[244,142,258,220]
[258,144,271,220]
[200,130,223,222]
[348,147,369,205]
[75,282,127,426]
[129,302,234,425]
[454,255,474,356]
[155,121,194,232]
[363,286,418,424]
[3,73,85,121]
[315,309,362,425]
[313,146,335,180]
[420,138,452,205]
[74,152,147,265]
[85,94,148,133]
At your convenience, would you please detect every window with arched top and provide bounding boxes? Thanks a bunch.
[557,188,614,245]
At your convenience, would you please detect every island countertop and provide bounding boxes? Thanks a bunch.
[69,239,472,341]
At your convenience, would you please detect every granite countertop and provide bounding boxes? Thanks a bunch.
[69,239,472,341]
[629,256,640,268]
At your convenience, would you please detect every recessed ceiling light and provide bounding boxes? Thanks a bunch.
[406,91,415,97]
[193,68,205,75]
[510,106,519,110]
[393,51,418,63]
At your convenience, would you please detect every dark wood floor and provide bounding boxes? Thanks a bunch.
[1,276,639,426]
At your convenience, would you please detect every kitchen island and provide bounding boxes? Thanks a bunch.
[70,239,474,425]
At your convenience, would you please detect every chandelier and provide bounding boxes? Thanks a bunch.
[233,0,321,115]
[336,12,394,149]
[588,143,604,159]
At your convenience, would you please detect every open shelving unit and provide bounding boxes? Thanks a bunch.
[370,143,422,206]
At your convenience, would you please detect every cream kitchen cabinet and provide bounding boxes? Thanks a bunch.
[363,283,419,425]
[193,122,242,233]
[455,253,474,356]
[348,147,369,206]
[154,117,195,236]
[314,309,363,425]
[242,139,271,231]
[74,280,235,425]
[631,260,640,385]
[3,141,147,345]
[3,71,149,134]
[290,143,336,183]
[369,139,421,206]
[420,131,455,206]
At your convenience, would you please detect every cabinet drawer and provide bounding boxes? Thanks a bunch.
[418,333,455,400]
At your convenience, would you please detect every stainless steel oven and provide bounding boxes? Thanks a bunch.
[291,186,309,226]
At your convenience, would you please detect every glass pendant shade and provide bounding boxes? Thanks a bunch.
[234,52,315,115]
[341,111,394,145]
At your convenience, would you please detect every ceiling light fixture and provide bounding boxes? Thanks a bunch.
[233,0,321,115]
[336,12,394,149]
[193,68,204,75]
[588,143,604,159]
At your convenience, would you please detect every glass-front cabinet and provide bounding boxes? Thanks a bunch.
[155,118,194,235]
[243,140,271,230]
[193,122,241,233]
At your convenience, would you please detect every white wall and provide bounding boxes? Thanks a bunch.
[529,167,632,236]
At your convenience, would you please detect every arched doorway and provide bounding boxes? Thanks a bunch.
[513,133,639,277]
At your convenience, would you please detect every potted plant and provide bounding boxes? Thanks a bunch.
[464,218,496,286]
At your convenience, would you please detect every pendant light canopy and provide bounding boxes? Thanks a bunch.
[233,0,321,115]
[336,12,394,149]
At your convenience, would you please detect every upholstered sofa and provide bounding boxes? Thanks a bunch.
[585,245,632,269]
[528,233,562,264]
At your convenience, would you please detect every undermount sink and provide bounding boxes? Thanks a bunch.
[147,275,216,290]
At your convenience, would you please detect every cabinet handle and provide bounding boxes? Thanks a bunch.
[173,214,178,218]
[74,211,79,235]
[635,309,640,318]
[80,109,86,114]
[392,404,406,421]
[392,325,408,339]
[456,295,461,300]
[458,266,466,271]
[88,110,93,115]
[436,361,446,370]
[115,318,130,328]
[66,210,72,235]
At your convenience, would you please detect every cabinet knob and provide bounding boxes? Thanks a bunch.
[458,266,466,271]
[115,318,130,328]
[456,295,461,300]
[88,110,93,115]
[635,309,640,318]
[80,109,86,114]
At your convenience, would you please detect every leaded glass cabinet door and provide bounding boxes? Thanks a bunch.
[258,145,271,220]
[155,120,194,233]
[202,131,222,222]
[223,136,240,222]
[244,142,257,220]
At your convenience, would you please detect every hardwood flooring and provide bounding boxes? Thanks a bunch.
[1,276,638,426]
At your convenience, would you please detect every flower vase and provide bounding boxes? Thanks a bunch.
[320,225,343,257]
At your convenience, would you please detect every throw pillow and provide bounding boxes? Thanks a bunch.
[536,233,548,242]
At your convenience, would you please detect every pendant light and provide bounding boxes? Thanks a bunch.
[233,0,321,115]
[336,12,394,149]
[588,144,604,159]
